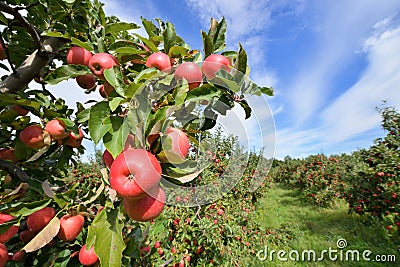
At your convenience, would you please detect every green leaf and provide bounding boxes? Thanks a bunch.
[163,22,177,54]
[201,31,213,58]
[87,208,125,267]
[71,37,93,51]
[109,97,125,112]
[238,99,252,119]
[1,199,52,217]
[105,22,139,35]
[44,65,91,85]
[103,118,129,159]
[104,67,126,98]
[41,31,71,39]
[185,84,221,103]
[235,43,248,75]
[260,86,274,96]
[214,71,241,93]
[168,46,189,58]
[0,94,41,111]
[141,17,160,38]
[133,34,158,52]
[76,107,91,123]
[134,68,158,84]
[210,17,227,52]
[89,101,112,144]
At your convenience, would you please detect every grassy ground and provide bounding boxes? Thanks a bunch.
[250,183,399,267]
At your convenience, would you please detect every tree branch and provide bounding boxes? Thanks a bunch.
[0,1,43,52]
[0,159,30,182]
[0,36,69,94]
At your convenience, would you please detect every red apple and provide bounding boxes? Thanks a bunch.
[66,128,84,148]
[202,54,231,79]
[26,207,56,233]
[12,105,29,116]
[45,119,70,140]
[58,214,84,241]
[76,74,97,89]
[145,52,171,71]
[174,62,202,90]
[0,148,18,164]
[0,213,18,243]
[98,82,114,98]
[19,230,35,243]
[157,127,190,164]
[88,53,119,80]
[0,243,7,267]
[154,241,161,249]
[123,187,166,222]
[79,244,98,266]
[0,43,7,60]
[66,46,92,66]
[110,149,162,199]
[102,149,114,169]
[19,125,45,149]
[11,250,25,262]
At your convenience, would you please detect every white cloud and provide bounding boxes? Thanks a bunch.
[320,25,400,143]
[285,1,400,126]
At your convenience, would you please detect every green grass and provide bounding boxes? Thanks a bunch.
[250,183,399,267]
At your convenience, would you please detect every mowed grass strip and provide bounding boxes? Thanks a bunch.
[250,183,399,267]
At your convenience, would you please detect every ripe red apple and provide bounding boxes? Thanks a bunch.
[0,148,18,164]
[66,128,84,148]
[102,150,114,169]
[154,241,161,249]
[45,119,70,140]
[11,250,25,262]
[157,127,190,164]
[123,187,166,222]
[174,62,202,90]
[19,230,35,243]
[98,82,114,98]
[58,214,84,241]
[145,52,171,71]
[12,105,29,116]
[88,53,119,80]
[0,213,19,243]
[26,207,56,233]
[110,149,162,199]
[0,243,8,267]
[66,46,92,66]
[19,125,45,149]
[202,54,231,79]
[79,244,98,266]
[76,74,97,89]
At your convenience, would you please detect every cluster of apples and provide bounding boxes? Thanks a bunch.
[0,208,98,266]
[102,127,190,222]
[17,119,83,151]
[145,51,231,89]
[66,46,119,97]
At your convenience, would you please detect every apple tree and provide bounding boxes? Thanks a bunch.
[0,0,273,266]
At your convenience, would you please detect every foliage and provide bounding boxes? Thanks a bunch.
[0,0,273,266]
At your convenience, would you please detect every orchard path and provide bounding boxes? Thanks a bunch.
[251,183,399,267]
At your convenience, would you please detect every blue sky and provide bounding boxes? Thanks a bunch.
[53,0,400,159]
